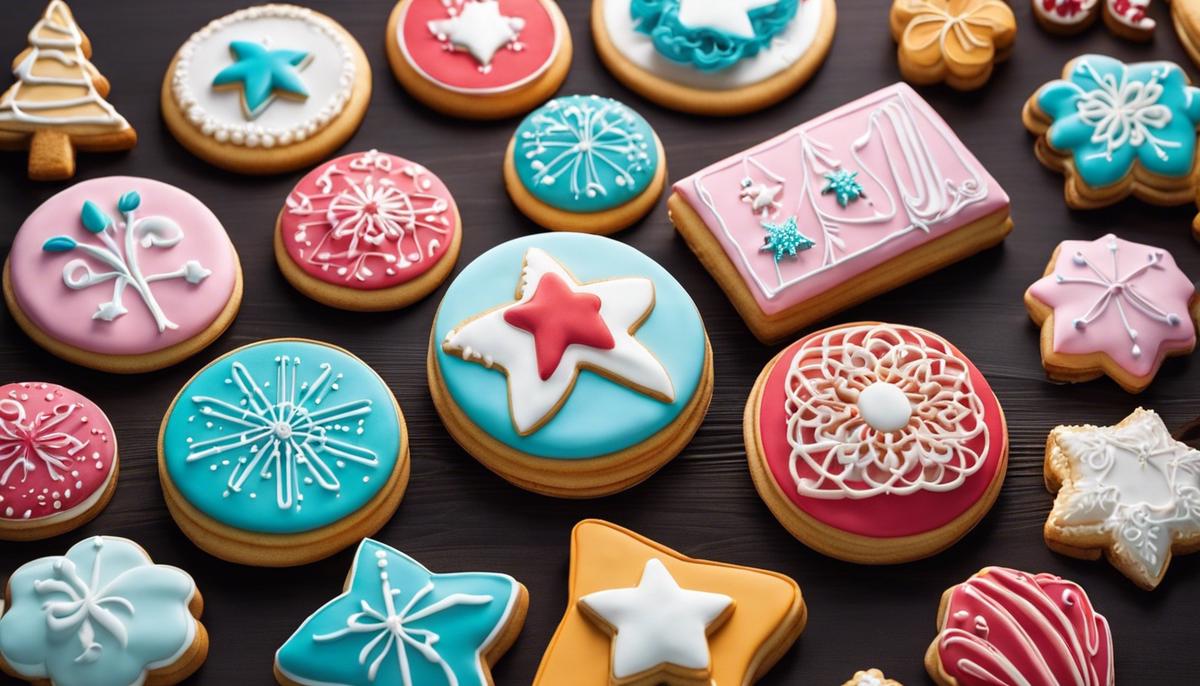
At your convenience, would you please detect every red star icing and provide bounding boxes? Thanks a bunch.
[503,272,615,380]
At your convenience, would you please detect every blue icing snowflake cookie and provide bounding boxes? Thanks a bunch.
[160,339,406,548]
[275,539,525,686]
[630,0,799,72]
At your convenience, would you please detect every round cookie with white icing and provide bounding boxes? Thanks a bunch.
[503,95,666,234]
[386,0,573,119]
[591,0,836,115]
[744,322,1009,563]
[0,382,117,541]
[0,535,209,686]
[3,176,243,374]
[429,233,713,498]
[157,338,410,567]
[275,149,463,310]
[161,4,372,174]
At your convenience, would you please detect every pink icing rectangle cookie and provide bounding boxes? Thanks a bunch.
[668,82,1012,343]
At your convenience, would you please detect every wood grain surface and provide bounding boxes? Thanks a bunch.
[1,0,1198,683]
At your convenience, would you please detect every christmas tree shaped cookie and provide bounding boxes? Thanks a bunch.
[0,1,136,180]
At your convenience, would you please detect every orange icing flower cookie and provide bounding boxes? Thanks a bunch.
[889,0,1016,91]
[533,519,806,686]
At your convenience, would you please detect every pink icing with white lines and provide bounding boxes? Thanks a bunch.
[672,83,1009,316]
[0,382,115,522]
[935,567,1114,686]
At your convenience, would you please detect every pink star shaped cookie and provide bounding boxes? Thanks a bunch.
[1025,233,1198,392]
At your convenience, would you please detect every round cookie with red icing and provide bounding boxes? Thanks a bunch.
[925,566,1114,686]
[3,176,243,374]
[275,149,462,311]
[386,0,573,119]
[744,321,1008,564]
[0,382,118,541]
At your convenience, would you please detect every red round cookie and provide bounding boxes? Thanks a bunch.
[280,149,460,290]
[0,382,117,538]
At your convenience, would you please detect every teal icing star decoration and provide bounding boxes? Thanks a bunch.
[760,216,813,262]
[274,539,523,686]
[821,169,865,207]
[211,40,311,119]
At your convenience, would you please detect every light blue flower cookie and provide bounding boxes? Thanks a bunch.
[274,539,526,686]
[1027,54,1200,207]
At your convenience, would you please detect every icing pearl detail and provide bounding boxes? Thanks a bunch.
[857,381,912,433]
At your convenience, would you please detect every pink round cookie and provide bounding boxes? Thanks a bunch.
[0,382,118,540]
[5,176,242,373]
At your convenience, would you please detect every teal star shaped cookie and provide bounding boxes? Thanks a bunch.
[761,216,814,262]
[212,40,311,118]
[275,539,524,686]
[821,169,864,207]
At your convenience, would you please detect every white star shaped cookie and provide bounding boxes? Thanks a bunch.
[677,0,777,39]
[428,0,525,68]
[580,558,733,681]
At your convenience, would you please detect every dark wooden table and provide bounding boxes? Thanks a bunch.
[2,0,1198,683]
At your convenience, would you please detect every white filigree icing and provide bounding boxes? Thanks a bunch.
[0,399,86,486]
[784,323,991,499]
[1073,59,1176,164]
[33,537,134,665]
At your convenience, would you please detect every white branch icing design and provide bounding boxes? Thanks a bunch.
[1073,60,1176,163]
[33,537,134,665]
[0,398,86,486]
[186,355,379,510]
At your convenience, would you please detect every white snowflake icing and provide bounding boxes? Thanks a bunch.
[0,398,87,487]
[186,354,379,510]
[1074,60,1177,163]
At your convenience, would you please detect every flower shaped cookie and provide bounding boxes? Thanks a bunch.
[890,0,1016,90]
[0,536,205,686]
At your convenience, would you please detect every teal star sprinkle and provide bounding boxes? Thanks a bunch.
[822,169,865,207]
[212,41,311,118]
[760,216,813,262]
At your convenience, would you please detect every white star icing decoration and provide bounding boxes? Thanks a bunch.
[442,247,675,435]
[1048,408,1200,589]
[579,558,733,681]
[428,0,525,71]
[677,0,777,40]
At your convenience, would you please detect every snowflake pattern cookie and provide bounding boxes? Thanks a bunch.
[158,339,409,566]
[0,536,208,686]
[3,176,242,373]
[1034,0,1156,41]
[1045,408,1200,590]
[889,0,1017,91]
[504,95,666,234]
[386,0,572,119]
[925,567,1114,686]
[1026,234,1198,393]
[162,4,372,174]
[274,539,527,686]
[430,233,712,497]
[534,520,806,686]
[744,322,1009,563]
[670,83,1012,343]
[276,150,462,310]
[0,1,136,180]
[592,0,837,114]
[0,382,117,541]
[1023,54,1200,210]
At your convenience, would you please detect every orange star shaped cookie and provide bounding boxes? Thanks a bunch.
[889,0,1016,91]
[533,520,806,686]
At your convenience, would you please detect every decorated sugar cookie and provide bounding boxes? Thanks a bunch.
[1025,234,1198,393]
[591,0,837,115]
[1034,0,1155,41]
[669,83,1012,342]
[386,0,573,119]
[430,233,712,497]
[925,567,1113,686]
[0,1,136,181]
[0,536,208,686]
[0,382,117,541]
[889,0,1016,91]
[1173,0,1200,68]
[843,669,902,686]
[158,339,409,566]
[1045,408,1200,590]
[503,95,666,234]
[275,539,527,686]
[744,322,1009,563]
[276,149,462,310]
[3,176,242,373]
[1023,55,1200,210]
[161,4,372,174]
[534,520,806,686]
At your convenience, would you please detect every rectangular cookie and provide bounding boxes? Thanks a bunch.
[668,83,1012,343]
